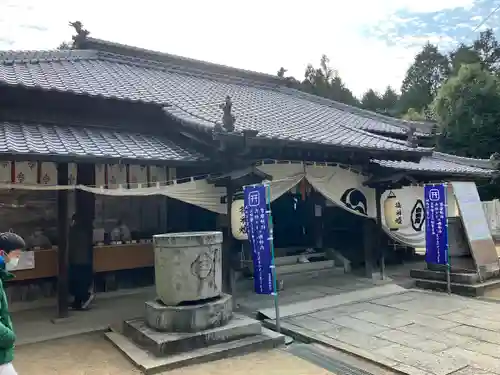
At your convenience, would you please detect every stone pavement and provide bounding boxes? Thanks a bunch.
[267,289,500,375]
[236,272,400,315]
[13,287,155,345]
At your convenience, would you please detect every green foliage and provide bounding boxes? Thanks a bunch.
[360,86,400,115]
[449,44,481,75]
[300,55,359,106]
[57,41,72,50]
[276,56,359,106]
[402,108,426,121]
[399,43,450,114]
[380,86,399,111]
[432,63,500,159]
[361,89,382,111]
[472,29,500,71]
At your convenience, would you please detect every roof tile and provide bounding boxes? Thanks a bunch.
[0,122,203,162]
[0,53,428,154]
[372,153,495,176]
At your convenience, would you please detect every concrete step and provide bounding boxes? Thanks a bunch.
[276,260,336,276]
[105,327,285,374]
[237,265,346,293]
[414,277,500,297]
[274,253,327,266]
[410,269,480,285]
[123,314,262,357]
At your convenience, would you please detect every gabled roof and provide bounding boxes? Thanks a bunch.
[0,48,431,156]
[0,121,204,163]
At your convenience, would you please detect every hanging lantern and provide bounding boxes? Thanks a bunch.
[231,199,248,240]
[384,191,403,231]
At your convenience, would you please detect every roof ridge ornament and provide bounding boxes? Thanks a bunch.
[219,96,236,132]
[490,152,500,169]
[406,126,417,148]
[69,21,90,49]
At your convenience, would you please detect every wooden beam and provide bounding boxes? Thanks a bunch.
[56,162,69,318]
[375,187,385,280]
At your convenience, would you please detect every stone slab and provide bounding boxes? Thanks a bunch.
[375,329,449,353]
[262,319,400,371]
[145,293,232,332]
[369,292,420,306]
[410,269,480,285]
[374,343,468,375]
[330,315,387,335]
[105,327,285,374]
[451,365,499,375]
[394,312,461,330]
[124,313,261,357]
[257,283,408,320]
[286,315,336,333]
[440,347,500,374]
[450,325,500,345]
[322,324,393,351]
[351,311,413,329]
[398,324,473,347]
[444,312,500,331]
[457,339,500,359]
[415,276,500,297]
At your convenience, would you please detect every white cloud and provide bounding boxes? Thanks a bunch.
[0,0,473,97]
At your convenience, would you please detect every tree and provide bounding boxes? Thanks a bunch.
[57,41,72,50]
[432,63,500,159]
[449,44,481,76]
[300,55,359,106]
[402,108,426,121]
[399,43,449,114]
[361,89,383,111]
[380,86,399,113]
[472,29,500,72]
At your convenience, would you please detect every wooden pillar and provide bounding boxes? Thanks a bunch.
[222,181,235,295]
[375,186,385,279]
[76,163,95,266]
[363,219,375,277]
[56,163,69,318]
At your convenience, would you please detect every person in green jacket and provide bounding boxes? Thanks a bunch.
[0,231,26,375]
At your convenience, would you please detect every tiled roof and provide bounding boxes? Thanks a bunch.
[282,88,434,137]
[0,121,204,162]
[372,152,496,176]
[0,50,430,155]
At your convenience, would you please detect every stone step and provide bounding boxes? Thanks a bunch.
[123,313,262,357]
[274,253,327,266]
[237,265,345,293]
[276,260,336,276]
[410,268,480,285]
[105,327,285,374]
[414,277,500,297]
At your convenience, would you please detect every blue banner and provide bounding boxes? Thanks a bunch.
[243,184,274,295]
[424,184,449,265]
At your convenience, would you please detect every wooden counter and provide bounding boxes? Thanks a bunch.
[11,243,154,281]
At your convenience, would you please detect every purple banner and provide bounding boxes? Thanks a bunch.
[243,184,274,295]
[424,184,449,265]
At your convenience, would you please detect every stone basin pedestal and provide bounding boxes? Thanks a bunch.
[106,231,284,373]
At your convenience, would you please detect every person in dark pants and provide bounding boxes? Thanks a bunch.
[69,214,94,310]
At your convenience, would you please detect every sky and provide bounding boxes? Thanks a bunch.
[0,0,497,97]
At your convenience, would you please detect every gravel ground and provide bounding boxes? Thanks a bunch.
[13,333,334,375]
